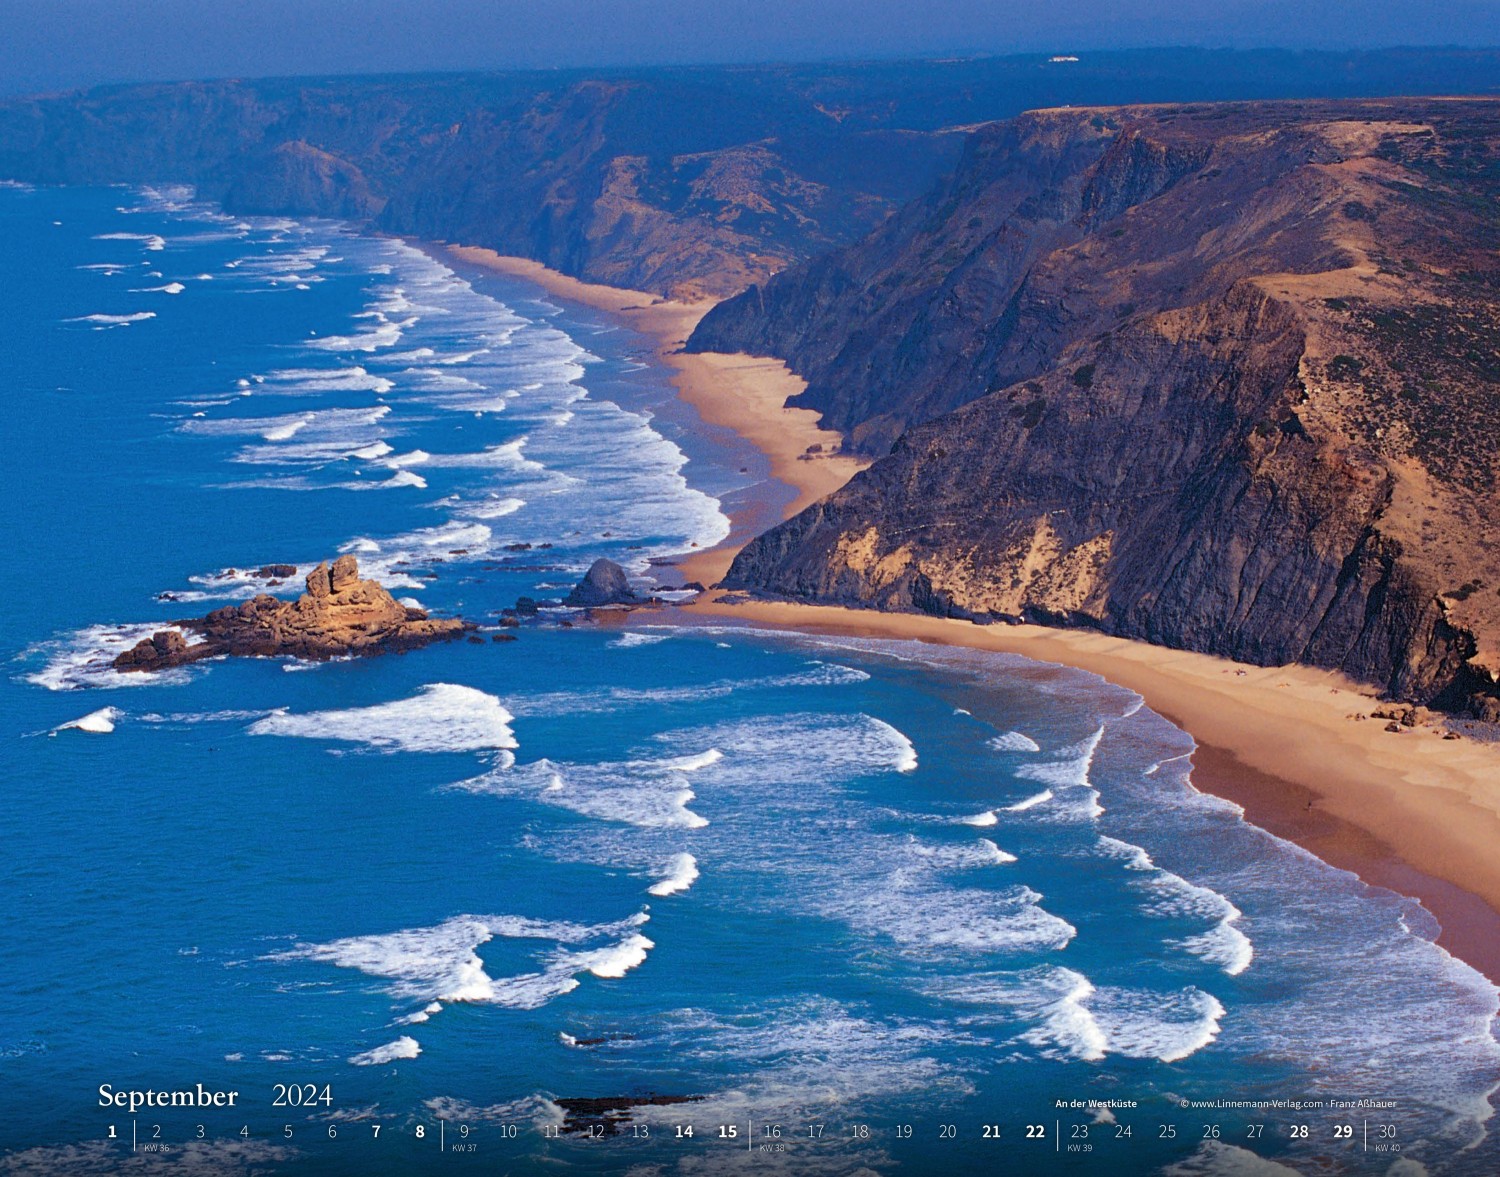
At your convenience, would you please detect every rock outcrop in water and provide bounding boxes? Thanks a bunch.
[564,559,637,607]
[113,555,469,671]
[699,99,1500,717]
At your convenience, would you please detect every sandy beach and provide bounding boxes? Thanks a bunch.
[445,246,866,580]
[452,247,1500,987]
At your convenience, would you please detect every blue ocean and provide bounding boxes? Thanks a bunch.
[1,183,1497,1176]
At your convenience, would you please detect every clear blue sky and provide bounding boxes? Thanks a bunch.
[4,0,1499,95]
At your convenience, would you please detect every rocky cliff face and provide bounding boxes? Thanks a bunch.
[712,100,1500,716]
[0,70,966,298]
[8,51,1500,298]
[114,555,469,670]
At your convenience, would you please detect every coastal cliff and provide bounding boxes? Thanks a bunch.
[0,69,966,299]
[114,555,468,670]
[6,51,1500,298]
[702,100,1500,716]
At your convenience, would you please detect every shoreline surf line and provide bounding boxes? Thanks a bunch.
[444,244,1500,990]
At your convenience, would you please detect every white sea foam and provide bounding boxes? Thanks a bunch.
[959,810,998,827]
[648,853,700,896]
[68,311,156,327]
[1096,834,1155,871]
[1090,985,1226,1062]
[929,967,1225,1063]
[338,521,492,585]
[666,712,917,783]
[309,313,412,352]
[609,632,671,649]
[391,440,539,472]
[132,281,185,294]
[52,706,120,734]
[1005,789,1053,812]
[26,623,202,691]
[1018,968,1109,1061]
[463,496,526,519]
[1010,726,1104,818]
[1162,1141,1308,1175]
[1101,836,1255,976]
[434,1097,569,1141]
[506,662,870,717]
[458,754,712,828]
[349,1036,420,1066]
[645,997,971,1130]
[906,837,1017,868]
[1179,921,1256,978]
[259,365,395,395]
[395,1001,444,1026]
[1016,726,1103,789]
[181,405,392,461]
[261,417,308,441]
[515,721,942,963]
[136,708,278,726]
[172,564,309,604]
[828,881,1073,956]
[564,932,655,978]
[94,231,165,250]
[662,748,724,772]
[271,910,652,1016]
[987,730,1041,753]
[248,684,517,756]
[879,719,919,772]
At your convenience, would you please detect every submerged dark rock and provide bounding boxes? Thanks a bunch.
[554,1094,702,1136]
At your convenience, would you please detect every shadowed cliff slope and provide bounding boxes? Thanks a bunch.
[708,99,1500,715]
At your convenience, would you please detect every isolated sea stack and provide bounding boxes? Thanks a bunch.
[564,558,637,607]
[113,555,469,672]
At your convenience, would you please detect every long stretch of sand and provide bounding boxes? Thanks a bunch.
[449,246,1500,985]
[445,246,865,579]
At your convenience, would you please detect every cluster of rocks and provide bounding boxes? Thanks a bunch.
[113,554,709,675]
[1370,704,1427,729]
[1357,702,1468,739]
[113,555,470,672]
